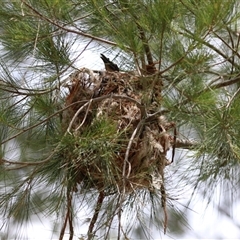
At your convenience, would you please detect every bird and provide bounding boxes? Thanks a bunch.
[100,54,119,72]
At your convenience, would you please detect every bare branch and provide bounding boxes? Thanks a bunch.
[175,138,198,149]
[87,191,105,239]
[210,75,240,89]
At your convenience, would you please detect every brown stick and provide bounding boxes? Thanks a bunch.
[87,191,105,239]
[161,184,168,234]
[68,190,74,240]
[59,187,74,240]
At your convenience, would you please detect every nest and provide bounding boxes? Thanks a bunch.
[62,68,174,193]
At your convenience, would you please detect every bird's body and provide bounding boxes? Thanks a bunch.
[100,54,119,72]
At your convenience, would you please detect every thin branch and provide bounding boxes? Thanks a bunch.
[158,22,166,72]
[146,109,169,122]
[161,184,168,234]
[171,126,177,163]
[181,28,238,68]
[117,206,121,240]
[179,0,195,14]
[159,55,185,75]
[33,19,40,55]
[123,119,143,179]
[59,187,74,240]
[210,74,240,89]
[159,40,202,76]
[75,98,93,132]
[175,138,198,149]
[22,1,131,50]
[226,27,236,77]
[169,73,240,110]
[68,190,74,240]
[0,82,58,96]
[137,25,154,65]
[66,101,91,134]
[59,206,69,240]
[87,191,105,239]
[1,107,62,146]
[226,86,240,108]
[212,30,240,59]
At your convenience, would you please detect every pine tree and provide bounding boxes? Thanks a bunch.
[0,1,240,239]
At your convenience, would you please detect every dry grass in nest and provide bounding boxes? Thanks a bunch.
[62,68,174,194]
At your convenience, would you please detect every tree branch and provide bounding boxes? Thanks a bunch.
[175,138,198,149]
[210,75,240,89]
[22,1,131,50]
[87,191,105,239]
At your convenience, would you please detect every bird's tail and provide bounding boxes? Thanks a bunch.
[100,54,110,63]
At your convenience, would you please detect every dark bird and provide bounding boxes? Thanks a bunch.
[100,54,119,72]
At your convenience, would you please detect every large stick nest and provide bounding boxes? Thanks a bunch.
[62,68,174,193]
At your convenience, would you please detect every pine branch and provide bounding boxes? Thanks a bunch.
[87,191,105,239]
[181,28,238,68]
[210,74,240,89]
[22,1,131,50]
